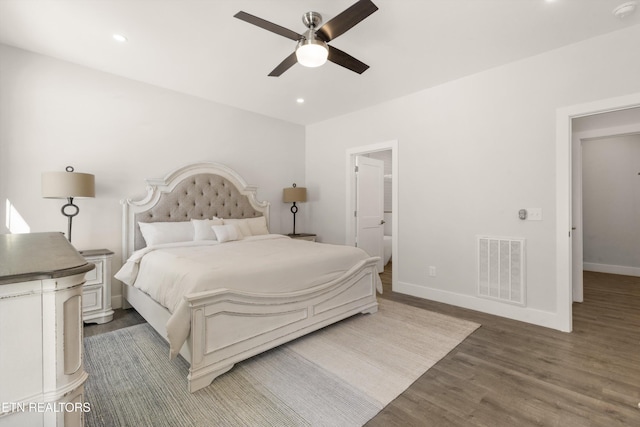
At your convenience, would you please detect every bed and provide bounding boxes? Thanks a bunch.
[117,162,381,392]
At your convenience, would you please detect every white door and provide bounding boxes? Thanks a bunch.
[571,136,584,302]
[355,156,384,272]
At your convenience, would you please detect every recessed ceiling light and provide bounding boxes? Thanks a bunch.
[112,34,128,43]
[296,98,305,104]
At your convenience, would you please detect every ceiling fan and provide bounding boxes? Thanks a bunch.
[234,0,378,77]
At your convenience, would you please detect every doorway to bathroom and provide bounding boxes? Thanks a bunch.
[346,140,398,291]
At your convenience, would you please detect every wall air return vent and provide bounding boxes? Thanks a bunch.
[477,236,526,306]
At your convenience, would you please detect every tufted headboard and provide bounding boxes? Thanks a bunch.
[121,162,270,257]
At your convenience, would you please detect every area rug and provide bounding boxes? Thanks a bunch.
[83,299,480,427]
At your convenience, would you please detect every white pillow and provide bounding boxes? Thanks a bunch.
[246,216,269,236]
[139,221,194,246]
[211,224,239,243]
[191,218,223,241]
[223,218,252,238]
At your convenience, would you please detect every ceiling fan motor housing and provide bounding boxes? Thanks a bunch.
[302,11,323,29]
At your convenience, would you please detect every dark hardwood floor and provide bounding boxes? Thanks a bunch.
[85,263,640,426]
[370,263,640,426]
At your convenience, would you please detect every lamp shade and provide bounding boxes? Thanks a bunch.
[283,185,307,203]
[42,170,95,199]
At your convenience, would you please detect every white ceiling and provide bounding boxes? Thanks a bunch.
[1,0,639,125]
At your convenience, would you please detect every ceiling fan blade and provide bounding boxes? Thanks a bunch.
[327,45,369,74]
[234,11,302,41]
[316,0,378,42]
[268,52,298,77]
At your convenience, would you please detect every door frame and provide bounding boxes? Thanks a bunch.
[556,92,640,332]
[346,140,398,290]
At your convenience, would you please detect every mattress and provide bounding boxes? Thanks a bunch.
[116,234,382,357]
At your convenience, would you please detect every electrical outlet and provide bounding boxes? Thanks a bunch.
[429,266,436,277]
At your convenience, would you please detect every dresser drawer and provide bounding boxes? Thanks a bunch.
[84,258,104,286]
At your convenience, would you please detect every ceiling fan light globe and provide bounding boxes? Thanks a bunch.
[296,40,328,68]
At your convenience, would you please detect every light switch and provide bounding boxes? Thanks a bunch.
[527,208,542,221]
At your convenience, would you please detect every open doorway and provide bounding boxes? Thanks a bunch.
[571,110,640,302]
[556,92,640,332]
[346,140,398,291]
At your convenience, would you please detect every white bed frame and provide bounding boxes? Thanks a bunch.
[121,162,379,392]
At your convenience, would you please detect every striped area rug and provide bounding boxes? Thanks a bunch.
[84,299,480,426]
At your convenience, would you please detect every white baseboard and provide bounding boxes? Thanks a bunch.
[583,262,640,277]
[395,281,564,331]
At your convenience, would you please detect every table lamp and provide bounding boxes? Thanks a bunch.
[42,166,95,243]
[282,183,307,235]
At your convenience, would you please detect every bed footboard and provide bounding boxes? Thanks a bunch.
[184,257,379,392]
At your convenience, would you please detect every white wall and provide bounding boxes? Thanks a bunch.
[582,133,640,275]
[306,24,640,329]
[0,44,305,306]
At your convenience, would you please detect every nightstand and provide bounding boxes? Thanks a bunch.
[287,233,317,242]
[79,249,115,324]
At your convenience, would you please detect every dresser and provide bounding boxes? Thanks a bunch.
[0,232,93,427]
[78,249,114,324]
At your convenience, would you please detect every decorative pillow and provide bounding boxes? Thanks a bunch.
[211,224,239,243]
[138,221,194,246]
[246,216,269,236]
[223,218,252,238]
[191,217,223,241]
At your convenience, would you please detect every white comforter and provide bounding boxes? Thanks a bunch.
[115,234,381,358]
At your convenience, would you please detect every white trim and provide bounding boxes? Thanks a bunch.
[346,140,398,290]
[583,263,640,277]
[395,281,560,330]
[556,91,640,333]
